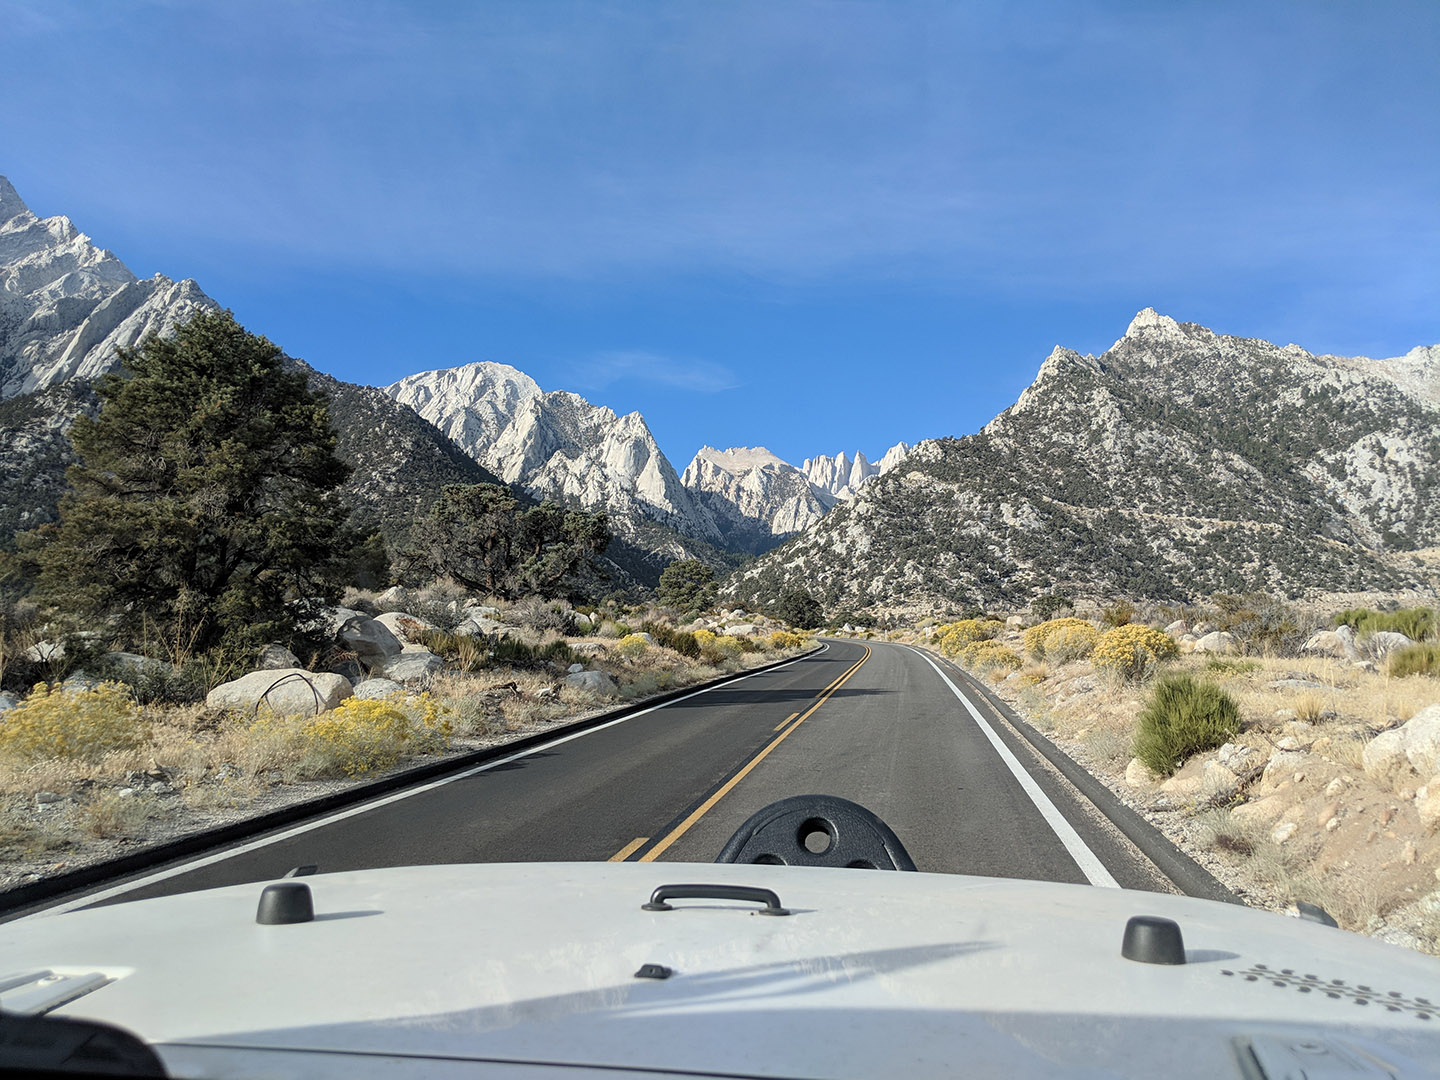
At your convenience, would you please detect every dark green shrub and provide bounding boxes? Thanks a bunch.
[668,630,700,659]
[1389,643,1440,678]
[1133,674,1242,776]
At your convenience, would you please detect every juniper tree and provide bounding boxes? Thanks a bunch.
[656,558,717,613]
[19,311,352,662]
[401,483,610,599]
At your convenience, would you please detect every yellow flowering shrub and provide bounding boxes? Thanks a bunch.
[1023,618,1099,662]
[693,629,742,663]
[250,692,452,778]
[0,682,144,761]
[1091,624,1178,681]
[958,641,1022,672]
[935,618,1002,658]
[615,634,650,660]
[769,630,804,649]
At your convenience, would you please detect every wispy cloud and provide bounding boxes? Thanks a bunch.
[574,351,740,394]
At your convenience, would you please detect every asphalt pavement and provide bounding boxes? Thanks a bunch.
[46,639,1221,910]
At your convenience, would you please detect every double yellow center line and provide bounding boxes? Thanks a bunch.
[618,645,870,863]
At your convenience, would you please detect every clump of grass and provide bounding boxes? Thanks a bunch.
[1389,643,1440,678]
[1133,673,1242,776]
[77,790,160,839]
[1293,690,1328,723]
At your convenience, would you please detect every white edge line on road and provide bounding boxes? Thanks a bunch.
[905,645,1120,889]
[25,645,830,920]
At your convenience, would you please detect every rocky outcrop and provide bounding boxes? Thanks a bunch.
[386,362,721,547]
[725,310,1440,616]
[681,446,835,553]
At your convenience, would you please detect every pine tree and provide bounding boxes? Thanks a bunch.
[19,311,352,662]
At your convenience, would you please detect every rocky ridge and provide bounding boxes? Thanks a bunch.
[385,362,730,564]
[725,310,1440,617]
[680,446,836,554]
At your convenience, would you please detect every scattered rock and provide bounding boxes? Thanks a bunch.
[1216,742,1262,780]
[23,640,64,663]
[148,782,173,796]
[353,678,405,700]
[1163,619,1188,636]
[0,691,18,714]
[1315,801,1340,827]
[1200,760,1242,800]
[1416,778,1440,831]
[1271,821,1298,844]
[1232,794,1290,823]
[213,764,243,783]
[453,617,514,638]
[116,788,135,798]
[1302,626,1358,660]
[1324,776,1346,798]
[1192,621,1216,635]
[376,585,409,609]
[1361,705,1440,783]
[1193,631,1238,654]
[255,644,299,670]
[374,611,438,643]
[1401,840,1418,865]
[35,791,63,805]
[564,670,618,697]
[382,646,444,687]
[1351,660,1378,673]
[1006,616,1026,630]
[1125,757,1158,788]
[1276,736,1301,751]
[326,606,364,635]
[1267,678,1330,692]
[339,617,404,669]
[633,632,658,644]
[567,663,585,674]
[1364,631,1414,660]
[1160,773,1204,798]
[721,624,755,637]
[535,687,557,700]
[61,673,103,692]
[206,668,353,716]
[1260,750,1303,792]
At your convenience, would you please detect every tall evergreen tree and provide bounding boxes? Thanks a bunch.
[400,483,610,599]
[19,311,352,661]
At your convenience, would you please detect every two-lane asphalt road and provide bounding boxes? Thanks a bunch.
[36,639,1226,914]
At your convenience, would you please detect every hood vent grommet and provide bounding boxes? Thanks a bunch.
[1121,915,1186,964]
[256,882,315,925]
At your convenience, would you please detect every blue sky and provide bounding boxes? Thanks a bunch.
[3,0,1437,468]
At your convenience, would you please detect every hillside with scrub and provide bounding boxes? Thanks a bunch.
[724,309,1440,618]
[903,596,1440,952]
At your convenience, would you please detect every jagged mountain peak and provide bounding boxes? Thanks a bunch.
[0,175,29,225]
[0,176,214,400]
